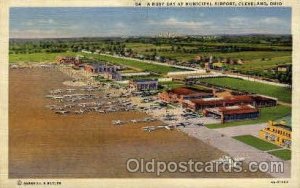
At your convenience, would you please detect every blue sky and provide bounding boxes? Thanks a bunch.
[10,7,291,38]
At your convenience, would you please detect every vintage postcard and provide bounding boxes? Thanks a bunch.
[0,0,299,187]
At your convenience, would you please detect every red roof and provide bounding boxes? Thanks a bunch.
[224,95,253,103]
[220,105,258,115]
[169,87,212,96]
[191,95,253,106]
[170,87,197,95]
[205,105,258,115]
[251,95,277,102]
[191,98,224,106]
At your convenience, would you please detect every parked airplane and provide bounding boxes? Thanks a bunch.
[66,89,76,92]
[143,125,174,132]
[211,155,245,168]
[53,96,64,100]
[45,95,55,98]
[74,109,85,114]
[142,126,156,132]
[131,119,138,123]
[55,110,70,115]
[64,104,75,108]
[112,120,123,125]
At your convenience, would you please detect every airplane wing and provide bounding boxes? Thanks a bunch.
[234,157,245,162]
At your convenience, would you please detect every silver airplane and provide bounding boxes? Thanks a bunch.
[45,104,57,109]
[66,88,76,92]
[50,89,63,94]
[53,96,64,100]
[64,104,75,108]
[142,125,173,132]
[131,119,138,123]
[74,109,85,114]
[112,120,124,125]
[211,155,245,168]
[78,103,87,107]
[144,117,156,122]
[55,110,70,115]
[89,106,99,111]
[142,126,156,132]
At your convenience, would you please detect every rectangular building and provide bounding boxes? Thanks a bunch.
[158,87,214,104]
[104,72,122,81]
[203,105,259,123]
[251,95,277,107]
[130,79,158,91]
[84,64,120,73]
[183,95,254,111]
[56,56,82,65]
[259,119,291,148]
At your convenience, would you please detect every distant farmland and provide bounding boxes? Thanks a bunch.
[199,77,291,103]
[126,41,291,62]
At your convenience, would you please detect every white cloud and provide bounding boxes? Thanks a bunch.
[259,17,283,24]
[23,19,56,27]
[228,16,284,26]
[228,17,248,23]
[11,29,53,38]
[115,22,126,28]
[225,16,287,34]
[10,28,71,38]
[149,17,213,30]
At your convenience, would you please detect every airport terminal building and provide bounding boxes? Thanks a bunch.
[259,118,292,148]
[182,95,254,111]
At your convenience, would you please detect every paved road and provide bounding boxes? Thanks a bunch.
[179,125,291,178]
[277,101,292,107]
[210,70,290,88]
[214,123,267,137]
[101,53,198,71]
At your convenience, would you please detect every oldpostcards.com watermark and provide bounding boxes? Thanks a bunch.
[126,158,284,176]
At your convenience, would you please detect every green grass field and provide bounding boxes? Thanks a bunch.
[82,53,185,75]
[207,51,291,61]
[233,135,280,151]
[9,52,78,63]
[206,105,291,129]
[199,77,291,103]
[122,74,161,81]
[227,55,291,72]
[268,149,291,160]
